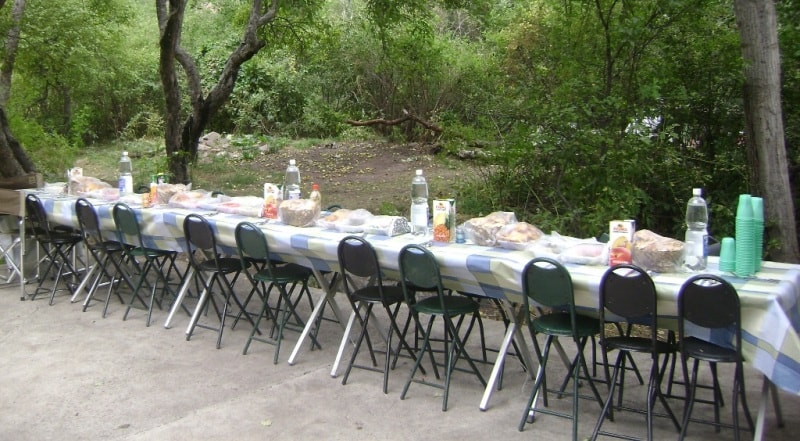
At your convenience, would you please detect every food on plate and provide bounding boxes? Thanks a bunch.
[214,196,263,217]
[317,209,352,228]
[279,198,321,227]
[317,208,374,232]
[631,229,685,273]
[463,211,517,246]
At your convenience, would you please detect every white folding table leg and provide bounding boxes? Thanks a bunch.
[185,286,210,335]
[287,268,348,366]
[163,267,195,329]
[331,310,358,377]
[480,301,536,410]
[480,320,519,410]
[70,264,96,303]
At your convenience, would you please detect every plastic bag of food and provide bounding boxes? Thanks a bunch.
[168,190,213,209]
[317,208,374,232]
[496,222,544,250]
[462,211,517,246]
[363,215,411,236]
[631,229,685,273]
[560,241,608,266]
[71,176,112,197]
[156,183,191,205]
[214,196,264,217]
[279,199,321,227]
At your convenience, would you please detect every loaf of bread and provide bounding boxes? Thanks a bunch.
[496,222,544,250]
[631,229,684,273]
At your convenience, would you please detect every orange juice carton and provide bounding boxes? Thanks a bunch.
[432,198,456,242]
[608,220,635,266]
[261,183,282,219]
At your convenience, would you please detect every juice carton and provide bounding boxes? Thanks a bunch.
[432,199,456,242]
[608,220,635,266]
[262,183,282,219]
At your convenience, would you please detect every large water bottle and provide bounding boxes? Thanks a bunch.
[410,169,429,235]
[118,151,133,195]
[684,187,709,271]
[283,159,301,200]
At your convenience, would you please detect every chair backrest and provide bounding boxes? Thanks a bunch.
[235,221,276,275]
[24,193,51,239]
[183,214,219,271]
[678,274,741,350]
[598,263,659,347]
[522,257,576,326]
[398,244,446,308]
[599,263,657,320]
[337,235,384,298]
[112,202,144,248]
[75,198,104,247]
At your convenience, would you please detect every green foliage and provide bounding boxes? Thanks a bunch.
[9,115,77,180]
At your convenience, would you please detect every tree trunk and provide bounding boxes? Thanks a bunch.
[0,0,34,179]
[0,0,26,106]
[734,0,799,263]
[157,0,277,184]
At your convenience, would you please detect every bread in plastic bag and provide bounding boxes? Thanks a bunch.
[496,222,544,250]
[279,198,321,227]
[462,211,517,246]
[631,229,685,273]
[317,208,374,232]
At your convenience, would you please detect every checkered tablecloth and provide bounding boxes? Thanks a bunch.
[40,196,800,395]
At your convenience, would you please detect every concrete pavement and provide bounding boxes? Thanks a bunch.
[1,277,797,441]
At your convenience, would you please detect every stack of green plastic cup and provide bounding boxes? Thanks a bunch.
[752,197,764,272]
[735,194,755,277]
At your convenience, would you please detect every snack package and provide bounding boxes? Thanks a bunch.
[462,211,517,246]
[631,229,685,273]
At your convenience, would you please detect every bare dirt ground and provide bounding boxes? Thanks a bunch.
[200,138,479,215]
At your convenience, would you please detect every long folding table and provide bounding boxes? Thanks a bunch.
[38,194,800,440]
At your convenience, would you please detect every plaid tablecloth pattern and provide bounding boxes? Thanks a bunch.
[40,196,800,395]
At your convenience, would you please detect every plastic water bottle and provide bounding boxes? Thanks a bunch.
[118,151,133,195]
[283,159,301,200]
[684,188,708,271]
[410,169,429,235]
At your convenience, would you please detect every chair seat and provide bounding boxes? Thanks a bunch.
[533,311,599,337]
[40,231,82,245]
[128,247,175,258]
[87,240,125,253]
[605,335,675,354]
[352,285,405,305]
[413,294,479,316]
[253,262,311,284]
[197,257,245,274]
[682,336,740,363]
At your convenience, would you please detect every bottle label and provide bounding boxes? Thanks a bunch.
[287,189,301,200]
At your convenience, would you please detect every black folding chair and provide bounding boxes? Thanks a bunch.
[24,193,83,304]
[184,214,252,349]
[337,235,419,394]
[236,221,316,364]
[112,202,180,327]
[591,264,681,440]
[518,257,604,440]
[677,274,754,440]
[75,198,130,316]
[398,244,486,411]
